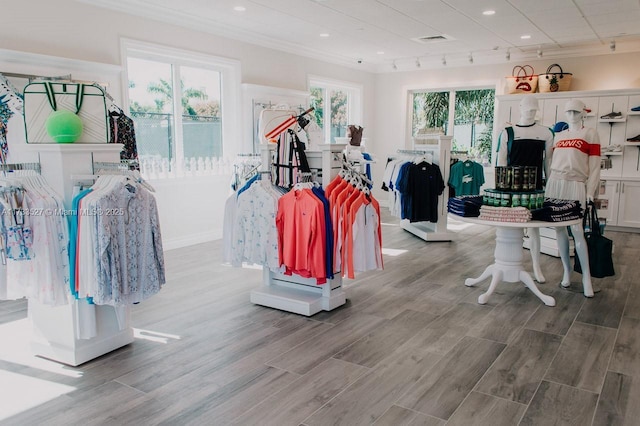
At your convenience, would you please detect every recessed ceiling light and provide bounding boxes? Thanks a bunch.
[483,10,496,16]
[319,33,330,37]
[520,34,531,40]
[377,51,385,55]
[233,6,246,12]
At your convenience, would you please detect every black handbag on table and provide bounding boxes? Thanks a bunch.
[574,201,615,278]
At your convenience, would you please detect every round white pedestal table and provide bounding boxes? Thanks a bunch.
[453,216,580,307]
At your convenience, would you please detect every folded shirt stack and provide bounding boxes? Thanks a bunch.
[479,206,532,223]
[531,198,582,222]
[447,195,483,217]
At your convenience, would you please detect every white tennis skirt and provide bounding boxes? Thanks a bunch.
[545,178,586,207]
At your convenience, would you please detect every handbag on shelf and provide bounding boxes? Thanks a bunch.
[574,201,615,278]
[505,65,538,94]
[539,64,573,93]
[23,81,108,143]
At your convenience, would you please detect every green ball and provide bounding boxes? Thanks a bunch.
[45,110,83,143]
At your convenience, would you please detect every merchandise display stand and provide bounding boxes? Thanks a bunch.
[26,143,134,366]
[400,135,454,241]
[250,143,346,316]
[454,215,581,306]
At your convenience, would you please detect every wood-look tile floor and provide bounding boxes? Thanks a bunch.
[0,211,638,425]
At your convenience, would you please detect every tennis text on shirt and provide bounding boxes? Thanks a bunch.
[554,138,601,156]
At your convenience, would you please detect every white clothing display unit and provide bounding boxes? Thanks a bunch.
[250,143,346,316]
[27,144,134,366]
[400,135,454,241]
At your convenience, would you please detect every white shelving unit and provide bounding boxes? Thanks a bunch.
[400,135,454,242]
[27,143,134,366]
[250,143,347,316]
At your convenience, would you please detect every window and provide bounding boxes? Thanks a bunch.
[122,40,240,175]
[309,77,362,143]
[410,88,495,164]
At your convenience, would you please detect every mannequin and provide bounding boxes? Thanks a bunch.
[545,99,600,297]
[497,96,554,283]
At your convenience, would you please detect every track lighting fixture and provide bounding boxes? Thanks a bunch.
[441,55,447,66]
[468,52,473,64]
[610,40,616,52]
[392,61,397,70]
[537,46,543,58]
[505,49,511,61]
[415,58,421,68]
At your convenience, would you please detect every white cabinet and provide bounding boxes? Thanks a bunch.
[617,181,640,228]
[495,99,520,127]
[597,180,640,229]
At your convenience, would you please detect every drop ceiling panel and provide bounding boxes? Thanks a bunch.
[442,0,522,17]
[577,0,639,16]
[313,0,438,40]
[248,0,368,30]
[486,19,555,46]
[376,0,457,17]
[79,0,640,70]
[508,0,581,14]
[587,10,640,26]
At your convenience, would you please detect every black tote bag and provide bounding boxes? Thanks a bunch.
[574,201,615,278]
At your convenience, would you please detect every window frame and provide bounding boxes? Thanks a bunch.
[120,39,242,169]
[308,75,363,143]
[407,84,496,159]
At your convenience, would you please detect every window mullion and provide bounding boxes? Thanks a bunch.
[324,88,331,143]
[447,90,456,136]
[172,64,185,172]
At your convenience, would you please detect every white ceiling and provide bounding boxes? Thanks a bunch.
[81,0,640,72]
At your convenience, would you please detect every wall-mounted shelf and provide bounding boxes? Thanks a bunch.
[627,111,640,116]
[602,151,623,156]
[599,118,626,123]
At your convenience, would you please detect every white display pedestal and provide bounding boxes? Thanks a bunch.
[455,216,581,307]
[29,300,133,366]
[26,143,134,366]
[29,144,124,208]
[251,268,346,316]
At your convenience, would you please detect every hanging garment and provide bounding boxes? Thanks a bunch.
[325,173,383,278]
[273,129,311,188]
[0,101,14,164]
[0,74,25,163]
[109,108,139,163]
[448,160,485,196]
[73,176,165,306]
[276,187,327,284]
[0,174,70,306]
[395,161,445,223]
[231,179,281,270]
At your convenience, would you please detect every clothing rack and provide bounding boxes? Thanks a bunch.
[92,159,139,174]
[400,135,454,242]
[340,157,373,187]
[27,143,135,366]
[251,143,347,316]
[0,161,42,175]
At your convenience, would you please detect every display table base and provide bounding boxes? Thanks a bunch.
[465,226,556,306]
